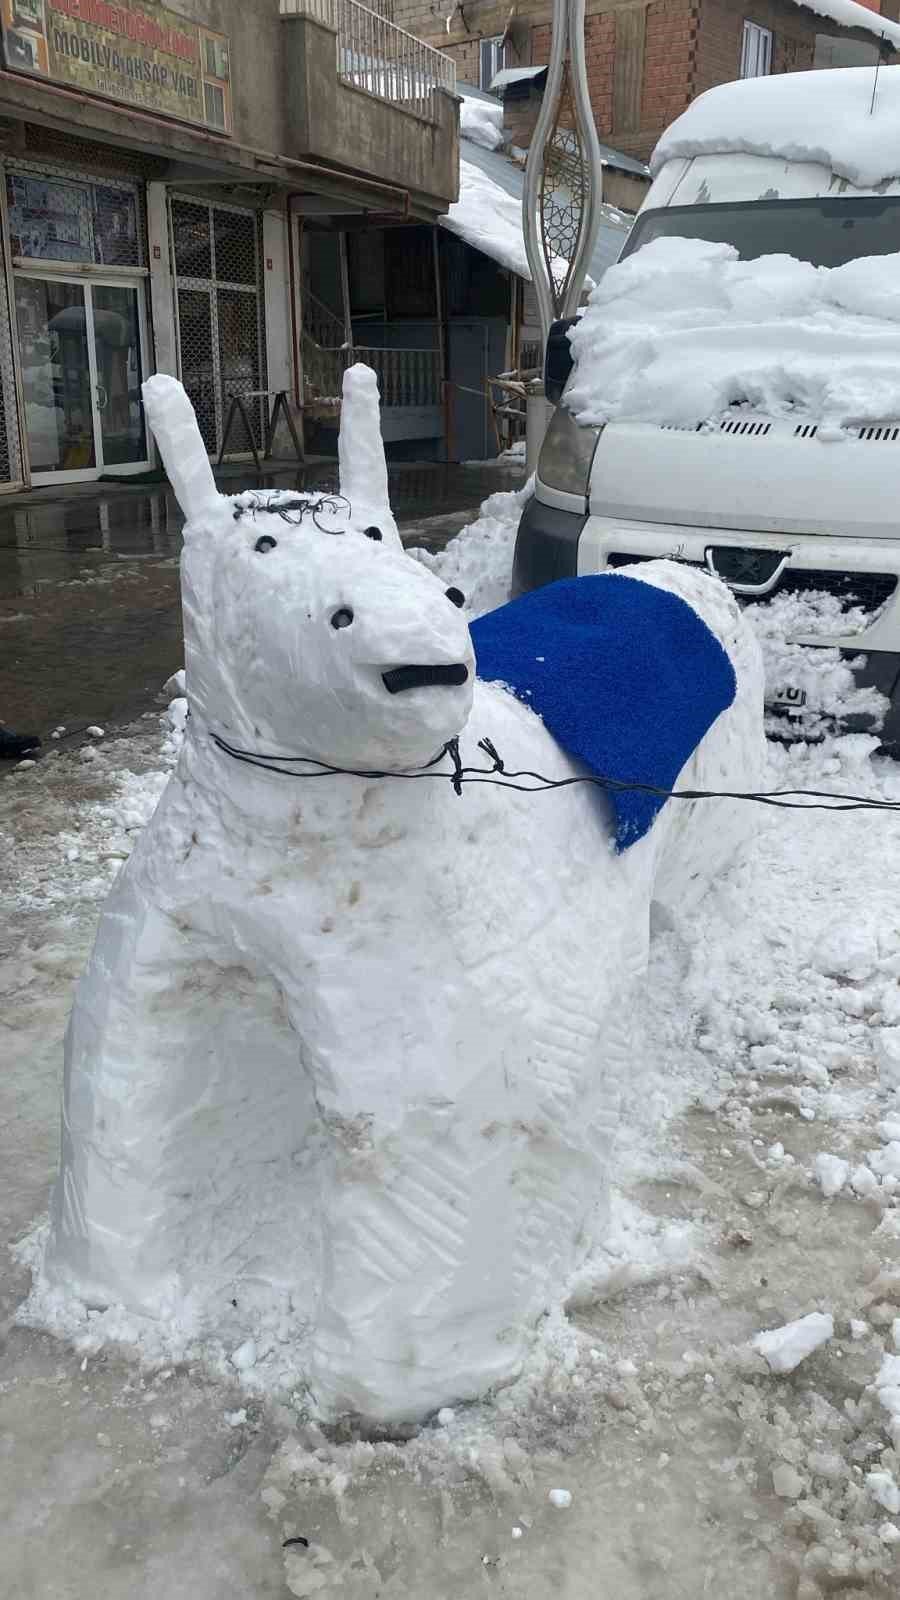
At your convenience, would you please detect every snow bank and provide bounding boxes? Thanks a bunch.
[409,479,533,617]
[652,66,900,188]
[566,236,900,432]
[744,588,891,739]
[459,95,504,151]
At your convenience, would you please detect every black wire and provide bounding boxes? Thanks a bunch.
[210,733,900,814]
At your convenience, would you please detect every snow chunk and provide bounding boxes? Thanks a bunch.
[875,1028,900,1092]
[753,1312,834,1373]
[814,1153,850,1199]
[813,923,879,983]
[459,96,504,152]
[870,1141,900,1179]
[851,1165,879,1198]
[162,669,186,699]
[230,1340,257,1372]
[868,1470,900,1514]
[652,66,900,189]
[772,1463,805,1499]
[548,1488,573,1508]
[566,236,900,434]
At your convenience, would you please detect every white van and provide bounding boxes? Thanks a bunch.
[515,67,900,741]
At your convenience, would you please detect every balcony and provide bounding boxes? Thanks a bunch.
[280,0,459,217]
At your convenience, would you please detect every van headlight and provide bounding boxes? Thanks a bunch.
[538,406,601,500]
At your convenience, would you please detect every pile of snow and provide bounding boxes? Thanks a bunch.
[459,95,504,151]
[409,479,532,617]
[566,236,900,432]
[744,588,890,738]
[652,65,900,189]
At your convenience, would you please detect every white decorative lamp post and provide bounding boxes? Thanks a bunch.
[522,0,603,467]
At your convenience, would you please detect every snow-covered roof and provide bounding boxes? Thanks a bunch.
[458,93,504,151]
[789,0,900,47]
[652,65,900,188]
[443,101,633,286]
[457,79,649,177]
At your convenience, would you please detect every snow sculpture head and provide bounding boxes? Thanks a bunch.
[141,367,474,770]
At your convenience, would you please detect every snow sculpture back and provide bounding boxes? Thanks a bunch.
[39,364,766,1423]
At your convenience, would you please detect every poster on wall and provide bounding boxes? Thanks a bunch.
[0,0,232,134]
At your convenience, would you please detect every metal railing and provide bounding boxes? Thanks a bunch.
[281,0,455,119]
[304,289,346,351]
[356,345,441,408]
[301,331,441,410]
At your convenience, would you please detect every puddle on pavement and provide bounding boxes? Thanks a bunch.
[0,464,523,742]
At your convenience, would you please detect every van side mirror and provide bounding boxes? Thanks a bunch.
[544,316,581,405]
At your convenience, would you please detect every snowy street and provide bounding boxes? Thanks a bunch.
[5,489,900,1599]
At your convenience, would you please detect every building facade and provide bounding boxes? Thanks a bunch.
[392,0,900,165]
[0,0,458,490]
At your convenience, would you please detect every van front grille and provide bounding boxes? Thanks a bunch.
[606,553,897,613]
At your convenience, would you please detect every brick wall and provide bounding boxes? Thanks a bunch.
[638,0,696,153]
[694,0,877,98]
[396,0,888,166]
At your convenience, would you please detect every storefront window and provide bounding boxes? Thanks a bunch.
[5,172,141,267]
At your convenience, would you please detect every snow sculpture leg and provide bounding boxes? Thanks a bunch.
[41,366,764,1422]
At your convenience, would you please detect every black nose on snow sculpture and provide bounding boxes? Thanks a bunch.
[382,664,470,694]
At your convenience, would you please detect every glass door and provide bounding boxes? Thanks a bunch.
[13,274,150,483]
[91,283,147,469]
[14,276,96,478]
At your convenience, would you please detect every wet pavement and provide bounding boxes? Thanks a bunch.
[0,460,523,747]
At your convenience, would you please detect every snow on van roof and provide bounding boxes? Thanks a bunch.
[652,65,900,188]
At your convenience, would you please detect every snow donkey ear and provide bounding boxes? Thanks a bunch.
[142,374,224,525]
[337,362,400,544]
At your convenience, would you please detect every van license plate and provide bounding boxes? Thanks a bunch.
[769,686,807,712]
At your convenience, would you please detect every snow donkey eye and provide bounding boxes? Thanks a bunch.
[331,607,354,630]
[254,535,278,554]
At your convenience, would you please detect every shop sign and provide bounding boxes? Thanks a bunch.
[1,0,232,133]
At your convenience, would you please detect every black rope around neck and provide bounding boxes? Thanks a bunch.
[210,731,900,814]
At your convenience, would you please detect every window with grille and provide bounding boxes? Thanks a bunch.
[741,20,773,77]
[170,197,266,459]
[5,170,143,267]
[480,35,505,90]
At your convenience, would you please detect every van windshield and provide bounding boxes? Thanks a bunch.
[620,196,900,268]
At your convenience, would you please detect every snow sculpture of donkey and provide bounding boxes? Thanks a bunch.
[42,364,765,1423]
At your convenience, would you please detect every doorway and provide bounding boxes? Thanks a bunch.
[13,274,149,483]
